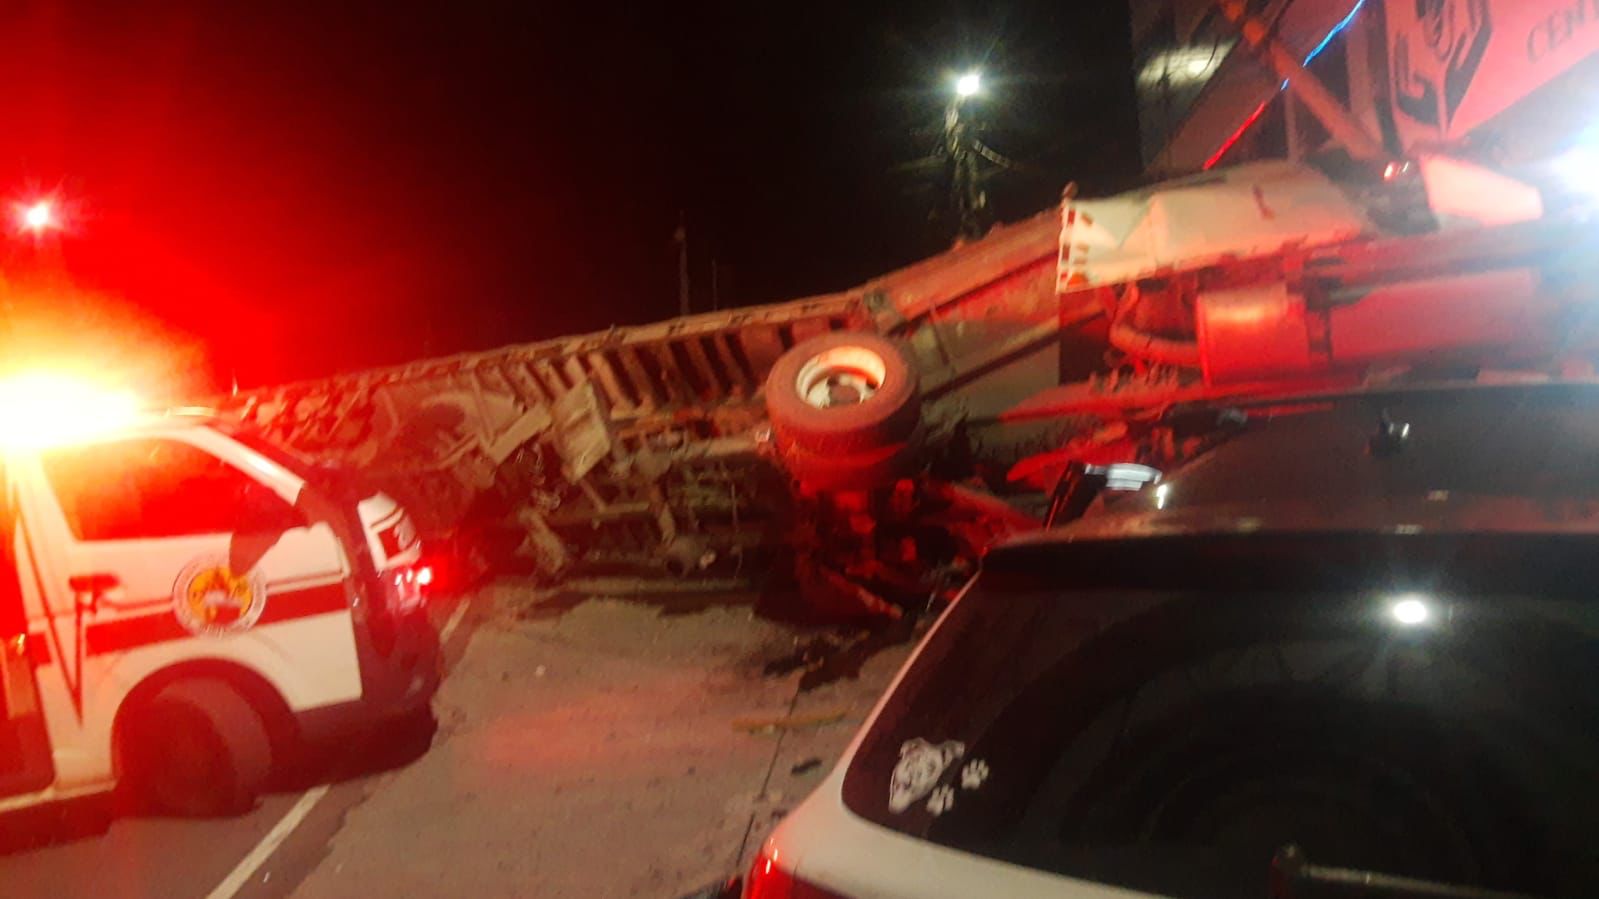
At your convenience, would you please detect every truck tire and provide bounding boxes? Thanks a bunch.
[780,434,922,492]
[123,678,272,817]
[765,332,920,456]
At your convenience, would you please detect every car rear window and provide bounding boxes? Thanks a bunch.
[841,533,1599,898]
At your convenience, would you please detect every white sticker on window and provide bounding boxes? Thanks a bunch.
[960,759,989,790]
[888,738,965,814]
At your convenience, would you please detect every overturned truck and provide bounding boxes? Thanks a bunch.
[218,0,1599,614]
[214,161,1599,616]
[218,212,1075,613]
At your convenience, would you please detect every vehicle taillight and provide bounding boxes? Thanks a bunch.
[384,563,431,613]
[744,850,849,899]
[416,547,451,592]
[396,565,430,592]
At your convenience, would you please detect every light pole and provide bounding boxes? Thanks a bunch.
[945,71,989,241]
[673,212,690,317]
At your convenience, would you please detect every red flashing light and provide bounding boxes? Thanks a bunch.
[0,373,140,448]
[21,201,52,232]
[415,565,435,587]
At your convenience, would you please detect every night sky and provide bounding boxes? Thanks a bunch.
[0,1,1138,393]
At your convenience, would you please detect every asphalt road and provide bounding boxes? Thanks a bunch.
[0,581,914,899]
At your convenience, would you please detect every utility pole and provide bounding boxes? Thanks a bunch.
[946,72,990,242]
[674,212,691,316]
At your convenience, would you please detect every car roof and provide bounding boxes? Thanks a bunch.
[1173,376,1599,409]
[1013,380,1599,548]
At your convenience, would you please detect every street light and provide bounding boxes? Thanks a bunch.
[1389,594,1432,627]
[946,71,987,240]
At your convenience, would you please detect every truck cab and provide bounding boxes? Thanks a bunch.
[0,409,439,817]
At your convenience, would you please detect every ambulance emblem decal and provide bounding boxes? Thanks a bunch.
[173,557,267,635]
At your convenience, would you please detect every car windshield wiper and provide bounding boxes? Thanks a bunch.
[1271,845,1544,899]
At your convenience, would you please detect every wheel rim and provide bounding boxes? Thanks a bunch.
[794,346,887,409]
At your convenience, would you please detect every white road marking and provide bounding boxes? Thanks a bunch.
[439,596,471,643]
[205,783,331,899]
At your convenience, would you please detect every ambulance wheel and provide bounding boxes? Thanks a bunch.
[125,678,272,817]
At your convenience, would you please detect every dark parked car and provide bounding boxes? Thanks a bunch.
[746,383,1599,898]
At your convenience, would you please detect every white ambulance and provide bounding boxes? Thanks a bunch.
[0,403,440,818]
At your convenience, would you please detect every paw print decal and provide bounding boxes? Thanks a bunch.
[960,759,989,790]
[927,784,956,816]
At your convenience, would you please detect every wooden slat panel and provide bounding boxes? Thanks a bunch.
[474,364,511,398]
[532,359,569,397]
[649,344,692,405]
[681,337,724,398]
[563,356,591,390]
[585,351,635,415]
[615,347,660,410]
[505,362,552,407]
[738,327,787,378]
[711,333,751,392]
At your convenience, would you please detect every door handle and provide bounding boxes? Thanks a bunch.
[69,573,120,612]
[69,573,119,594]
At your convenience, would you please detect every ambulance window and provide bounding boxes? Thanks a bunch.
[41,438,286,540]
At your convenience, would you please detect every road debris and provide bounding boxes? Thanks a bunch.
[731,709,850,735]
[790,758,823,776]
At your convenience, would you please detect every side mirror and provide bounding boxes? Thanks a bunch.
[1092,463,1163,492]
[1046,462,1163,527]
[238,482,305,532]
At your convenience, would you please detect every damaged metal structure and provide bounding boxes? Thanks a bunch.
[217,0,1599,614]
[218,214,1073,612]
